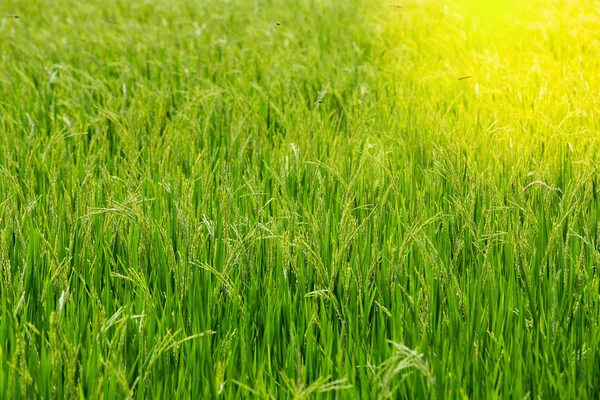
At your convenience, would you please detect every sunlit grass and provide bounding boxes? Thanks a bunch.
[0,0,599,398]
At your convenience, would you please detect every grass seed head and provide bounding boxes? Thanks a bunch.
[520,180,562,195]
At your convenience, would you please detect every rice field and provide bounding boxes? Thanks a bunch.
[1,0,600,398]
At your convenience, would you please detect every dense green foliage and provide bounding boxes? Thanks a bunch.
[1,0,600,398]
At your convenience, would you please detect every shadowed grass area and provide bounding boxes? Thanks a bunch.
[0,0,599,398]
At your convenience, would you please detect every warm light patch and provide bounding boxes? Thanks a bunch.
[455,0,521,21]
[366,0,600,165]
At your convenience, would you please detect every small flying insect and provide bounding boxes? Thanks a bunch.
[458,76,472,81]
[390,4,402,8]
[6,15,19,18]
[273,21,281,26]
[313,86,328,106]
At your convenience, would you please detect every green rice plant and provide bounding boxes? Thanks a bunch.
[0,0,600,398]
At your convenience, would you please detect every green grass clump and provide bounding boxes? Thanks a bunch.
[1,0,600,398]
